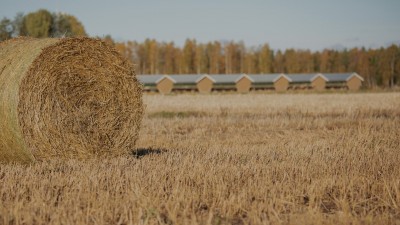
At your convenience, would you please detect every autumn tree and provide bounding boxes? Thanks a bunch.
[224,42,233,74]
[243,48,257,74]
[20,9,53,38]
[338,49,349,72]
[174,47,183,74]
[273,50,284,73]
[52,13,87,37]
[102,34,115,46]
[164,42,177,74]
[366,49,379,87]
[1,9,87,39]
[284,49,301,73]
[222,41,249,74]
[258,44,272,73]
[299,50,314,73]
[195,43,207,74]
[0,18,13,41]
[182,39,196,74]
[395,47,400,85]
[386,45,398,87]
[319,50,330,72]
[206,41,222,74]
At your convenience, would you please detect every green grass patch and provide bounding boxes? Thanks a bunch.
[148,111,207,119]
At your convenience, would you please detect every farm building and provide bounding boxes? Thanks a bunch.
[196,75,215,93]
[248,74,292,91]
[137,75,175,94]
[286,73,328,91]
[210,74,253,93]
[137,72,364,93]
[324,73,364,90]
[169,74,215,93]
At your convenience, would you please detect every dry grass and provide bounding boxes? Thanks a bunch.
[1,92,400,225]
[0,37,143,163]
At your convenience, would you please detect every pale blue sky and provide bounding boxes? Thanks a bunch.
[1,0,399,50]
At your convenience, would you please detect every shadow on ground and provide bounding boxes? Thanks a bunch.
[131,148,168,159]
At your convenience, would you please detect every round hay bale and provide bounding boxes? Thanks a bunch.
[0,37,144,163]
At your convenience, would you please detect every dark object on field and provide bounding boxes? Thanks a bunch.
[131,148,167,159]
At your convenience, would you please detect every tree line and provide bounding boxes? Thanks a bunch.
[1,10,399,88]
[0,9,86,40]
[113,40,400,88]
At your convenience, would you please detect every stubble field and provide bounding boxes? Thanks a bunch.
[1,92,400,225]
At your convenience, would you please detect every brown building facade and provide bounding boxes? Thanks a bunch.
[197,75,214,93]
[311,74,327,91]
[274,75,291,91]
[347,74,363,90]
[156,76,175,94]
[236,75,253,93]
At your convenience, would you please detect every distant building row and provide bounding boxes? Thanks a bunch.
[137,73,364,94]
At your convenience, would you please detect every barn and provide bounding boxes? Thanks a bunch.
[249,74,292,92]
[168,74,201,92]
[210,74,253,93]
[286,73,328,91]
[168,74,215,93]
[324,73,364,90]
[197,75,215,93]
[235,74,253,93]
[137,75,175,94]
[137,73,364,93]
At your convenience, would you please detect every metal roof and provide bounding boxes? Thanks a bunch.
[247,74,289,83]
[137,75,168,84]
[287,74,314,83]
[286,74,327,83]
[323,73,363,82]
[137,73,362,85]
[168,74,204,84]
[209,74,242,84]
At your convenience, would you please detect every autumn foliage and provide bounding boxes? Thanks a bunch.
[114,39,400,88]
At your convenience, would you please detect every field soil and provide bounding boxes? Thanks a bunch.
[1,92,400,225]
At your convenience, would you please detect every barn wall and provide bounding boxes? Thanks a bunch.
[311,77,326,91]
[236,77,252,93]
[156,78,174,94]
[197,77,213,93]
[347,76,362,91]
[274,77,289,91]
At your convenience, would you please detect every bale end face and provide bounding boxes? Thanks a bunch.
[0,37,144,162]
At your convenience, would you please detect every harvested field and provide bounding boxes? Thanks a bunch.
[1,92,400,225]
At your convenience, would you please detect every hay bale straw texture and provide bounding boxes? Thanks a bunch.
[0,37,143,163]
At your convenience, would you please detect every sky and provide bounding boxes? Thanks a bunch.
[1,0,399,51]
